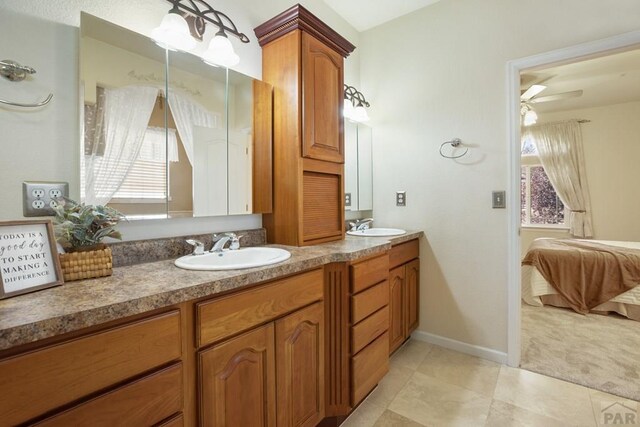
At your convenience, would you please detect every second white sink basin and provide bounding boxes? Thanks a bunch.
[347,228,407,237]
[175,247,291,271]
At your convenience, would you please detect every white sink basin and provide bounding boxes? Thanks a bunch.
[175,247,291,271]
[347,228,407,237]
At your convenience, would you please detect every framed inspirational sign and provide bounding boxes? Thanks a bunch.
[0,220,63,299]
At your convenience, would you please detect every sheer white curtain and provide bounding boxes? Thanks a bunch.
[168,91,220,165]
[524,120,594,237]
[85,85,159,205]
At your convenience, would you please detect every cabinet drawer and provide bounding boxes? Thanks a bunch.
[351,332,389,405]
[350,253,389,294]
[389,239,419,269]
[351,306,388,355]
[351,280,389,324]
[197,268,323,347]
[35,363,183,426]
[0,310,181,426]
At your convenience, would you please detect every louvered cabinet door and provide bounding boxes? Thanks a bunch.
[275,302,325,427]
[302,169,343,244]
[199,324,276,427]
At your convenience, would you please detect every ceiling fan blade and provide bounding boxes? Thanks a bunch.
[520,74,555,90]
[530,90,583,104]
[520,84,546,101]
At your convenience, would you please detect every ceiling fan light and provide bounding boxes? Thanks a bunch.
[351,105,370,123]
[524,109,538,126]
[151,12,197,52]
[202,34,240,68]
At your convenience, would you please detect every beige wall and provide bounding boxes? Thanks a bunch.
[0,0,359,239]
[540,101,640,240]
[360,0,640,352]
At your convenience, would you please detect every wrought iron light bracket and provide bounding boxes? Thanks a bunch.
[344,84,370,108]
[164,0,250,43]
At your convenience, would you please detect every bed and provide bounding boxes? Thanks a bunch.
[522,238,640,321]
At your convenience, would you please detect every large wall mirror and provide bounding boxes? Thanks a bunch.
[80,13,272,220]
[344,121,373,212]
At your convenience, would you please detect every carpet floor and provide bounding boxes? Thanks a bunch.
[521,303,640,402]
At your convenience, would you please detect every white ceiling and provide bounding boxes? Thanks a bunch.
[322,0,441,32]
[521,48,640,113]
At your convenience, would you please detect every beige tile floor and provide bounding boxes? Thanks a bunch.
[342,339,640,427]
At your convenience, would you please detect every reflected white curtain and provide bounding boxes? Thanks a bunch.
[524,120,593,237]
[85,85,158,205]
[168,92,219,165]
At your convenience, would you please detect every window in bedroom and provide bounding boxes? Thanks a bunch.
[520,164,566,227]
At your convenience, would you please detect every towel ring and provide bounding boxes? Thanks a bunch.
[0,59,53,108]
[0,93,53,108]
[439,138,469,159]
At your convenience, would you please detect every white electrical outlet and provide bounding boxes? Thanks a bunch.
[49,189,63,199]
[23,181,69,217]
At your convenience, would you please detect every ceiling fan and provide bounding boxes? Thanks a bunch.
[520,74,583,126]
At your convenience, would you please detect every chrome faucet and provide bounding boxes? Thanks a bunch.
[186,239,206,255]
[211,233,241,252]
[349,218,374,232]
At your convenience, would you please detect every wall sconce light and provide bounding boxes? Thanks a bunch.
[152,0,249,68]
[344,84,370,123]
[520,103,538,126]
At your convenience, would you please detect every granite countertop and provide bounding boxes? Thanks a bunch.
[0,231,422,351]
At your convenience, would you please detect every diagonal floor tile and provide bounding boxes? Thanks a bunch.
[416,345,501,397]
[484,399,568,427]
[494,366,596,427]
[366,364,415,408]
[374,410,426,426]
[390,339,433,370]
[388,371,492,426]
[342,400,387,427]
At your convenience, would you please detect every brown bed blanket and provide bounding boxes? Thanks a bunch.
[522,239,640,314]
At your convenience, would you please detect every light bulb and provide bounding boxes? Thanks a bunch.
[351,105,370,123]
[524,109,538,126]
[202,34,240,68]
[343,99,354,120]
[151,12,197,52]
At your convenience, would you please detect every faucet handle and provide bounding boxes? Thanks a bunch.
[186,239,205,255]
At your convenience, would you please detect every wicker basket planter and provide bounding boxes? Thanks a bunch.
[59,244,113,282]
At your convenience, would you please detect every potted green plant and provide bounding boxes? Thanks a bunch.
[53,198,124,281]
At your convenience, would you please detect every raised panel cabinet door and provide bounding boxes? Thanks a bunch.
[388,266,406,354]
[275,302,325,427]
[302,32,344,163]
[405,259,420,336]
[199,324,276,427]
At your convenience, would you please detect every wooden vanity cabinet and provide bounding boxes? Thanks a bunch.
[196,268,325,427]
[255,5,356,246]
[388,240,421,354]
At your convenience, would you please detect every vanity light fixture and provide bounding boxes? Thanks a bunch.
[344,84,370,123]
[152,0,249,67]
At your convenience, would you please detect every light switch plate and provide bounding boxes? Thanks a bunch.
[396,191,406,207]
[23,181,69,217]
[492,191,506,209]
[345,192,351,207]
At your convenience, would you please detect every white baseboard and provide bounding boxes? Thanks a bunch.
[412,331,508,365]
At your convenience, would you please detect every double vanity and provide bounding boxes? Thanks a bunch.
[0,3,422,426]
[0,232,422,426]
